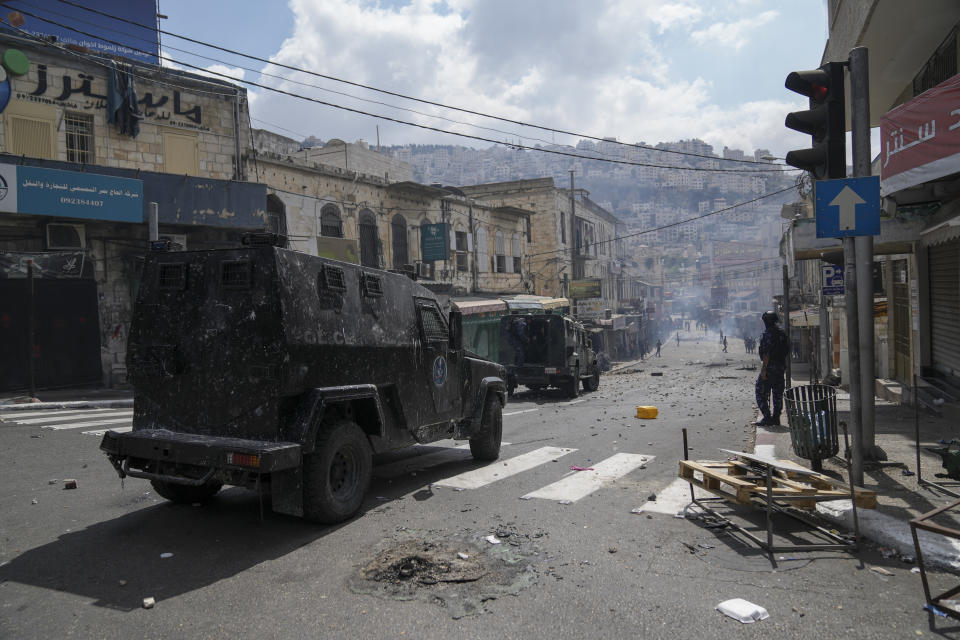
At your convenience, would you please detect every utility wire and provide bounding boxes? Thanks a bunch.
[51,0,788,167]
[4,8,789,174]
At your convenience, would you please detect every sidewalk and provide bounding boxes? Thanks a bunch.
[761,362,960,570]
[0,386,133,410]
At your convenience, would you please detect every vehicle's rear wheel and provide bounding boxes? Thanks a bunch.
[303,420,372,523]
[583,369,600,392]
[470,393,502,461]
[151,479,222,504]
[565,366,581,398]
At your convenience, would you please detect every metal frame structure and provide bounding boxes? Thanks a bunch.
[681,428,860,553]
[911,497,960,620]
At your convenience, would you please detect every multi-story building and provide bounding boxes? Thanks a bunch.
[0,31,267,391]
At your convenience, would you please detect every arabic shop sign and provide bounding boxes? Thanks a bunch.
[569,278,602,299]
[0,163,143,222]
[15,64,208,131]
[421,223,449,261]
[0,251,84,278]
[881,73,960,195]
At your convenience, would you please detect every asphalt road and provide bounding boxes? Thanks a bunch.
[0,330,954,639]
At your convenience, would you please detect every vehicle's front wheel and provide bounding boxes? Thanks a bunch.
[470,393,502,461]
[303,420,372,523]
[583,369,600,392]
[151,479,222,504]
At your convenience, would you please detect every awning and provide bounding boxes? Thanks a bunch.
[789,308,820,328]
[451,297,508,316]
[919,213,960,247]
[540,297,569,310]
[504,299,543,311]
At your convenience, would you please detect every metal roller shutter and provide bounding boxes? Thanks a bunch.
[929,240,960,376]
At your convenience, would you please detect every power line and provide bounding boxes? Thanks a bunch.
[51,0,788,168]
[5,8,791,175]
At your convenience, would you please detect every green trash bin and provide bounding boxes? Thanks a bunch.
[784,384,839,472]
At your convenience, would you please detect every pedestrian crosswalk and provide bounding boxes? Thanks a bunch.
[0,408,133,436]
[1,406,661,507]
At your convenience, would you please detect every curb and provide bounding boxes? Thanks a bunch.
[0,399,134,411]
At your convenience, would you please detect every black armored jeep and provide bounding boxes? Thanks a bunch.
[499,312,600,398]
[101,241,506,523]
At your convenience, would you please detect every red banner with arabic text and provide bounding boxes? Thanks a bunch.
[880,74,960,195]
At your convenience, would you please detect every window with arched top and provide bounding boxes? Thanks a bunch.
[320,203,343,238]
[391,214,408,268]
[494,231,506,273]
[358,209,381,269]
[476,226,489,273]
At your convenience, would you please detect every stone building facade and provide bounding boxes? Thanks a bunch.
[0,33,266,392]
[249,131,528,299]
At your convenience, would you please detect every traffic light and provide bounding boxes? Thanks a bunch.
[784,61,846,179]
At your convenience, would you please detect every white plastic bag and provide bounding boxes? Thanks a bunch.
[716,598,769,623]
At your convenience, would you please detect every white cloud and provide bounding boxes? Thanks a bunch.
[651,3,704,33]
[242,1,808,156]
[690,10,778,50]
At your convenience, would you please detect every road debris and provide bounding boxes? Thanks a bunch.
[485,535,502,545]
[160,552,174,559]
[142,597,156,609]
[635,406,658,419]
[716,598,769,623]
[48,479,58,485]
[870,566,894,576]
[570,465,594,471]
[457,552,469,560]
[62,479,77,490]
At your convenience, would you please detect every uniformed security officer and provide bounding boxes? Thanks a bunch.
[756,311,789,426]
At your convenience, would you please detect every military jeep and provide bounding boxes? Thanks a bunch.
[499,313,600,398]
[100,240,506,523]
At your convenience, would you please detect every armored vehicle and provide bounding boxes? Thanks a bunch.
[101,240,506,523]
[499,313,600,398]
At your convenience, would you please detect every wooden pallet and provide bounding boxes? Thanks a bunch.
[678,458,877,510]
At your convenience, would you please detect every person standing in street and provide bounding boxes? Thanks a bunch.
[755,311,789,426]
[676,332,680,347]
[656,338,662,357]
[722,335,728,353]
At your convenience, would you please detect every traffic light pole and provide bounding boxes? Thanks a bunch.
[850,47,885,463]
[844,234,863,486]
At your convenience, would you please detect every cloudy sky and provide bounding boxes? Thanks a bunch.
[160,0,828,157]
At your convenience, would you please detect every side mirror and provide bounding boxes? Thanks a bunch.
[449,310,463,351]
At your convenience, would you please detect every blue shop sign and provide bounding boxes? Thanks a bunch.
[0,164,143,222]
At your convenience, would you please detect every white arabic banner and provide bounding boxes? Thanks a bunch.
[880,73,960,196]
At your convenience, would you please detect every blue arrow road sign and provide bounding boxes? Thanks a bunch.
[815,175,880,238]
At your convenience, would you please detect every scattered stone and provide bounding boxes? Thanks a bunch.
[48,479,58,485]
[647,493,657,501]
[62,479,77,490]
[118,580,127,587]
[142,597,155,609]
[608,547,617,554]
[160,552,174,559]
[30,498,38,505]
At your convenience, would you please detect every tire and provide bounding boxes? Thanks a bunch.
[303,420,372,524]
[565,367,580,398]
[583,369,600,392]
[470,393,502,461]
[151,479,222,504]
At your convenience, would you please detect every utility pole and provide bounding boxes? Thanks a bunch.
[783,264,791,387]
[850,47,884,462]
[569,170,577,316]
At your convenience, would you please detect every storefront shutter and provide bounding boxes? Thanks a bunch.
[929,240,960,375]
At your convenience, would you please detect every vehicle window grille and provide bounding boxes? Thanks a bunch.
[419,305,447,342]
[323,265,346,291]
[158,263,186,290]
[220,261,251,289]
[362,274,383,297]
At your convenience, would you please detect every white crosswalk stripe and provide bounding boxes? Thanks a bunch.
[435,446,576,490]
[12,410,132,425]
[0,408,133,433]
[0,408,126,420]
[520,452,654,503]
[82,426,133,436]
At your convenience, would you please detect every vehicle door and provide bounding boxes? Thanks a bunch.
[415,297,461,418]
